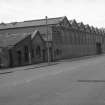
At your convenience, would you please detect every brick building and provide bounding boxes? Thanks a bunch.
[0,30,45,68]
[0,16,105,68]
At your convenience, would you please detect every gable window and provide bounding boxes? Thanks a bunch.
[24,46,29,62]
[36,46,41,57]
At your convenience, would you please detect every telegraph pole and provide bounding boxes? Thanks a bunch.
[45,16,50,64]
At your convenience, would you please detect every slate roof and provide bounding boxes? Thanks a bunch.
[0,33,30,48]
[90,26,96,33]
[0,30,46,48]
[100,28,105,34]
[69,19,78,29]
[31,30,39,39]
[84,24,91,32]
[85,24,90,29]
[0,16,66,30]
[94,28,99,34]
[69,19,77,25]
[78,22,85,30]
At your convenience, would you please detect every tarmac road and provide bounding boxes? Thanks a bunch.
[0,55,105,105]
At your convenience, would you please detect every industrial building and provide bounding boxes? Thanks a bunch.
[0,16,105,68]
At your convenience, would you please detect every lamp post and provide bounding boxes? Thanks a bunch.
[45,16,50,64]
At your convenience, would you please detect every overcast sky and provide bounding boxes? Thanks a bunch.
[0,0,105,28]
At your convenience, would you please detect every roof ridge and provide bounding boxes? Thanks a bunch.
[0,16,65,25]
[0,16,66,30]
[23,16,66,22]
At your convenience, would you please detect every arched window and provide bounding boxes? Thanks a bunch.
[55,49,62,56]
[0,57,2,68]
[56,49,60,55]
[36,46,41,57]
[31,48,34,58]
[24,46,29,62]
[17,50,22,65]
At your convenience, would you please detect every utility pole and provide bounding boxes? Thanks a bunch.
[45,16,50,64]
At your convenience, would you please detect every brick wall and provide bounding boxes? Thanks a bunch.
[9,36,31,67]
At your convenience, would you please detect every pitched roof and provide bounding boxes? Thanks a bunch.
[100,28,105,34]
[85,24,90,28]
[31,30,45,42]
[31,30,52,41]
[69,19,77,25]
[31,30,39,39]
[69,19,78,29]
[84,24,91,32]
[78,22,85,30]
[0,33,30,48]
[95,28,99,34]
[0,16,66,30]
[90,26,95,33]
[0,29,48,48]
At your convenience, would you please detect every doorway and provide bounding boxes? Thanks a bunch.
[96,42,102,54]
[0,57,2,68]
[9,50,13,67]
[42,49,46,62]
[49,47,53,61]
[17,51,22,66]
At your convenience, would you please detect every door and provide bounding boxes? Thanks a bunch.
[96,43,102,54]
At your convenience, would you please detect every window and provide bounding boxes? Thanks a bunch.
[36,46,41,57]
[0,57,2,68]
[55,49,62,56]
[24,46,29,62]
[17,50,22,65]
[32,48,34,57]
[56,49,59,55]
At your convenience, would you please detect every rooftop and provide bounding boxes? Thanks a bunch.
[0,16,66,30]
[0,32,30,48]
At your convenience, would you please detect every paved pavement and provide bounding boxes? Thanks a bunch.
[0,54,103,74]
[0,62,58,74]
[0,54,105,105]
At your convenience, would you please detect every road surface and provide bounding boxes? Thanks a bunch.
[0,55,105,105]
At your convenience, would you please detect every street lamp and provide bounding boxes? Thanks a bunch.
[45,16,50,64]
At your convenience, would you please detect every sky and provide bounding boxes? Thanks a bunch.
[0,0,105,28]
